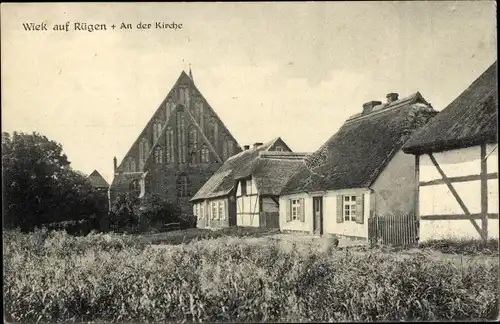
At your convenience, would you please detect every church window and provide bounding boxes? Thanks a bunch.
[166,127,174,163]
[188,127,198,164]
[222,137,228,160]
[154,146,163,163]
[179,86,190,108]
[228,140,234,157]
[139,138,150,169]
[153,120,162,142]
[201,146,210,163]
[128,157,136,172]
[129,179,140,197]
[166,99,175,121]
[177,112,186,163]
[177,174,189,198]
[212,117,219,148]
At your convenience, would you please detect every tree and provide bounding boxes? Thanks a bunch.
[2,131,107,231]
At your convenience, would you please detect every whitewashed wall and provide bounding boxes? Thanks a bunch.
[419,145,499,241]
[323,189,371,238]
[236,177,260,227]
[279,192,312,232]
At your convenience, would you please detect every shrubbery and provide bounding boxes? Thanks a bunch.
[4,230,499,322]
[420,238,499,256]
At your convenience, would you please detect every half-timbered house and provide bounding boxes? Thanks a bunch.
[403,61,498,241]
[191,138,307,229]
[279,92,437,239]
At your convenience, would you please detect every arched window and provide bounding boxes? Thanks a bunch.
[212,117,219,148]
[176,174,189,198]
[152,120,162,142]
[179,86,190,107]
[195,100,203,125]
[201,146,210,163]
[177,111,186,163]
[139,138,150,169]
[228,140,234,157]
[129,179,140,197]
[166,127,174,163]
[222,138,228,160]
[154,146,163,163]
[188,127,198,164]
[128,157,136,172]
[166,99,175,121]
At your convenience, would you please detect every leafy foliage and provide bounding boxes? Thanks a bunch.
[420,238,499,256]
[4,230,499,323]
[2,132,108,231]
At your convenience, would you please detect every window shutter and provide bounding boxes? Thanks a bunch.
[336,195,344,223]
[299,198,305,222]
[224,200,229,221]
[356,194,365,224]
[286,199,292,222]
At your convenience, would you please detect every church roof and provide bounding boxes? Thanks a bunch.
[281,92,437,195]
[403,61,498,154]
[191,138,307,201]
[88,170,109,188]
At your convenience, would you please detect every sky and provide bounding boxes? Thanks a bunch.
[1,2,497,184]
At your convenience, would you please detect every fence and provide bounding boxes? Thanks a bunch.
[260,212,280,229]
[368,213,419,247]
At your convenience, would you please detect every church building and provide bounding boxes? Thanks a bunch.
[109,68,242,216]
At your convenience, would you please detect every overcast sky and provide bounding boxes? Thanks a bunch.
[1,2,497,183]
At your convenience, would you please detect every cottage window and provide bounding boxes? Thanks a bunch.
[291,199,301,221]
[275,145,283,151]
[153,146,163,163]
[211,201,218,220]
[343,195,357,222]
[218,201,225,220]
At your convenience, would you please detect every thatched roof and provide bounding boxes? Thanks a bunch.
[88,170,109,189]
[281,92,437,195]
[191,137,307,201]
[403,61,498,154]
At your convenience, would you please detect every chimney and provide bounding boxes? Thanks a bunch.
[113,156,117,172]
[386,93,399,104]
[243,145,250,150]
[362,101,382,114]
[253,142,263,149]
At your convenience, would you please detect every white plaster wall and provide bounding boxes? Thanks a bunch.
[323,189,371,239]
[420,146,480,182]
[279,193,312,233]
[418,145,499,241]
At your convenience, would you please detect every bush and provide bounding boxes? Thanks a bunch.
[420,238,499,256]
[4,230,499,322]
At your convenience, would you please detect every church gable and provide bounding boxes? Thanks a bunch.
[116,69,241,175]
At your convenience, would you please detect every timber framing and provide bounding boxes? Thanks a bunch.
[421,213,498,220]
[419,172,498,186]
[427,152,489,240]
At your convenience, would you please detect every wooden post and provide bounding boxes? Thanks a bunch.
[481,144,488,242]
[414,154,420,241]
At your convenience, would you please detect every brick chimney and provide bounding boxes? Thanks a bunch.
[243,145,250,150]
[362,101,382,114]
[253,142,263,148]
[386,93,399,104]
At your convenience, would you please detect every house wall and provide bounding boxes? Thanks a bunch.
[418,144,499,241]
[262,197,279,213]
[193,197,230,229]
[371,150,416,216]
[323,189,371,239]
[236,178,260,227]
[279,192,312,233]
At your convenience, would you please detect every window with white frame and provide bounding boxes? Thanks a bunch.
[200,204,204,219]
[211,201,218,220]
[343,195,357,222]
[218,201,225,220]
[291,199,301,221]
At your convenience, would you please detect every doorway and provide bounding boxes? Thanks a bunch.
[313,196,323,235]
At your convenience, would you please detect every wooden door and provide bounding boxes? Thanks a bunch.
[313,197,323,235]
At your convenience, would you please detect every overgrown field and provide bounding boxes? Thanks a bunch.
[4,230,499,323]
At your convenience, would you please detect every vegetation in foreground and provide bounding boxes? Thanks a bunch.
[419,237,499,256]
[4,230,499,323]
